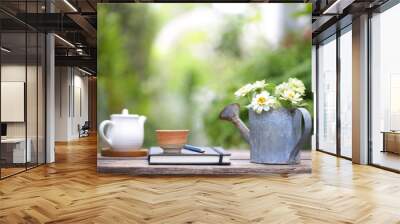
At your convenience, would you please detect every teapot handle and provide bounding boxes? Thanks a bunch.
[289,108,312,162]
[99,120,114,147]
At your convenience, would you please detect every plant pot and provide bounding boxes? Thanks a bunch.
[248,108,311,164]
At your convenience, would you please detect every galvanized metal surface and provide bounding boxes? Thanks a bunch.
[249,108,312,164]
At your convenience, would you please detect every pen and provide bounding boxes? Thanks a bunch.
[183,144,205,153]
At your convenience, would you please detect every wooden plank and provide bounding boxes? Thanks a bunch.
[97,151,311,175]
[101,148,148,157]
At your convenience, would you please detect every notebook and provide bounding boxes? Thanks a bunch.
[148,147,231,165]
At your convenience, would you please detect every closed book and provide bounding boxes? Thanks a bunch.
[148,147,231,165]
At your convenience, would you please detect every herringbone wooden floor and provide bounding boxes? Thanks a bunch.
[1,136,400,224]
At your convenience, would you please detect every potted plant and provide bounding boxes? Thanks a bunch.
[220,78,312,164]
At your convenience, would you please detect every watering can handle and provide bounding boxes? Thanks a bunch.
[289,108,312,162]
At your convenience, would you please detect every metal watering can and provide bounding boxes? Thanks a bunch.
[219,104,312,164]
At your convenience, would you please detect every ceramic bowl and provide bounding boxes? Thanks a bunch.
[156,130,189,154]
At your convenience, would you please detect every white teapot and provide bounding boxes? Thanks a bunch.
[99,109,146,151]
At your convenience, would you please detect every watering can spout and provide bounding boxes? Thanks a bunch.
[219,103,250,143]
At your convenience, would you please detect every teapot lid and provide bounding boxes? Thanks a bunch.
[111,108,139,118]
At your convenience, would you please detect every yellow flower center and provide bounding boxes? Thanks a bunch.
[285,90,295,99]
[257,96,266,105]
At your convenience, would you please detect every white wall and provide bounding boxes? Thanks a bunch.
[55,67,69,141]
[55,67,89,141]
[1,65,26,136]
[1,65,41,137]
[1,63,46,164]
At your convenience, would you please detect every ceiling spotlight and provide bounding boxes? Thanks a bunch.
[1,47,11,53]
[78,67,93,76]
[54,34,75,48]
[63,0,78,12]
[76,48,86,55]
[322,0,354,15]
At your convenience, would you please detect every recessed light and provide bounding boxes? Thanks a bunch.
[63,0,78,12]
[78,67,93,76]
[322,0,354,15]
[54,34,75,48]
[1,47,11,53]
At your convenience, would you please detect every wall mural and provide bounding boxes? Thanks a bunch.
[97,3,312,158]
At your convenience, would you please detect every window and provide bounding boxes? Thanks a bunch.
[339,28,352,158]
[317,36,337,154]
[0,3,46,179]
[370,3,400,171]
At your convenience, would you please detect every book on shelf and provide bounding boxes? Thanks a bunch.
[148,147,231,165]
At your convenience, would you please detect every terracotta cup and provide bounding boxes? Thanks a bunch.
[156,130,189,153]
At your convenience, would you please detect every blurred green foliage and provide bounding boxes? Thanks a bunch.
[98,4,312,149]
[98,4,159,146]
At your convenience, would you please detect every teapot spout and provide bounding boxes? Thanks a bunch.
[139,116,147,126]
[219,104,250,143]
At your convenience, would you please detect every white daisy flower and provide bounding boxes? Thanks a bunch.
[280,88,303,105]
[288,78,305,96]
[275,82,290,96]
[251,80,267,91]
[234,83,254,98]
[247,91,277,114]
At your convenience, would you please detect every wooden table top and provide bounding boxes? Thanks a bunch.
[97,150,311,176]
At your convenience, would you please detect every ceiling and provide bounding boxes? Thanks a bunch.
[0,0,393,74]
[311,0,389,43]
[1,0,98,74]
